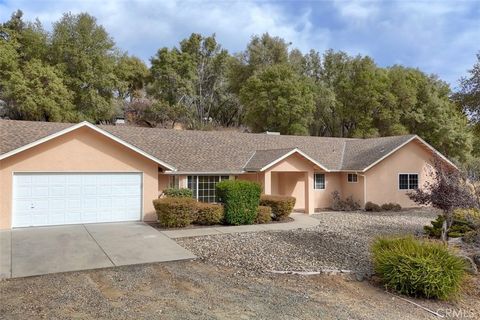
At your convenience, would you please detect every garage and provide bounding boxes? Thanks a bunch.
[12,172,142,227]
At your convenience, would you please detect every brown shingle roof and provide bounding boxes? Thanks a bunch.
[0,120,419,172]
[244,148,297,171]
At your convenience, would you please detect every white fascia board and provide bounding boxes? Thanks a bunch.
[0,121,177,171]
[362,135,457,172]
[164,171,245,175]
[259,148,330,172]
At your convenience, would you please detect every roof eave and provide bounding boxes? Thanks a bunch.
[0,121,177,171]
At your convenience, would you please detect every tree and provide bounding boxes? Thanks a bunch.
[408,158,479,241]
[455,53,480,157]
[2,59,77,121]
[149,33,236,128]
[240,64,315,135]
[114,55,149,101]
[50,12,117,122]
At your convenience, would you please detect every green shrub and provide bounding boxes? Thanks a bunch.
[381,203,402,211]
[453,208,480,229]
[216,180,262,225]
[195,203,224,225]
[153,197,197,228]
[255,206,272,224]
[365,201,382,212]
[163,187,193,198]
[372,236,465,300]
[425,211,478,239]
[260,195,296,221]
[331,191,361,211]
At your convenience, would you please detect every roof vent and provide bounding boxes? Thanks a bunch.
[264,131,280,135]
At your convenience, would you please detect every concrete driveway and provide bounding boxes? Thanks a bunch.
[0,222,195,278]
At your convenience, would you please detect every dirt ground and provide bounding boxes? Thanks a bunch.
[1,260,479,320]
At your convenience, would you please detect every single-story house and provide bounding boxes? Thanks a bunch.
[0,119,456,229]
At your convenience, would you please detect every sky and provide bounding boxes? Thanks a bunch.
[0,0,479,88]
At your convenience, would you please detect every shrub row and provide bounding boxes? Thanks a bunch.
[372,236,465,300]
[153,197,224,228]
[162,187,193,198]
[365,201,402,212]
[259,195,296,221]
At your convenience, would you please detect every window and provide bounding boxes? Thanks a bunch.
[314,173,325,190]
[168,175,179,188]
[399,174,418,190]
[187,175,229,202]
[347,173,358,183]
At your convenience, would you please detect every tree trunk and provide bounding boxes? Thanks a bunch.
[441,218,448,243]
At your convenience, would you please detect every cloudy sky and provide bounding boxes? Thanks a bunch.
[1,0,479,88]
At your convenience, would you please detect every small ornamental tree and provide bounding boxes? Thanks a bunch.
[408,157,479,241]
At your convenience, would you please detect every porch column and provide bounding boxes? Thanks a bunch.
[304,171,315,214]
[264,171,272,194]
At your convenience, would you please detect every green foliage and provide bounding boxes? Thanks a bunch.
[195,202,224,225]
[148,33,238,128]
[365,201,382,212]
[259,195,296,221]
[216,180,262,225]
[255,206,272,224]
[241,64,315,135]
[381,203,402,211]
[372,236,465,300]
[153,197,197,228]
[424,209,480,239]
[163,187,193,198]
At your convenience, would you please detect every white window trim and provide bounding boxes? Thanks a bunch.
[314,173,326,190]
[398,173,419,191]
[347,173,358,183]
[187,175,230,202]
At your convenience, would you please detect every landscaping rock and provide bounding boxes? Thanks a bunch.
[178,209,437,276]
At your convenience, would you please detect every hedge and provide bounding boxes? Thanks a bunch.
[163,187,193,198]
[255,205,272,224]
[260,195,295,221]
[216,180,262,225]
[195,203,224,225]
[153,197,197,228]
[372,236,465,300]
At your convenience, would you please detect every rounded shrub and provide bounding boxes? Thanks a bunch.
[195,203,224,225]
[365,201,382,212]
[153,197,197,228]
[163,187,193,198]
[255,206,272,224]
[216,180,262,225]
[372,236,466,300]
[381,203,402,211]
[260,195,296,221]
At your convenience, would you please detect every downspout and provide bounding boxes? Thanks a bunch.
[356,172,367,208]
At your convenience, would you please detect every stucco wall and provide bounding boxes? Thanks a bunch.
[0,127,159,229]
[339,173,365,205]
[314,172,341,209]
[365,140,434,207]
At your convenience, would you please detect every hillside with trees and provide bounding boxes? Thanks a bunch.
[0,10,478,165]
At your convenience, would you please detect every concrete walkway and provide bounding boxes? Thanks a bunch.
[0,222,195,279]
[161,213,320,239]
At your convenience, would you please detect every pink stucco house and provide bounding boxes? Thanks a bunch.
[0,120,456,229]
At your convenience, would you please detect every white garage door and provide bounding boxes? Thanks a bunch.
[13,173,142,227]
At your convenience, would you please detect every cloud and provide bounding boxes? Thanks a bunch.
[0,0,478,86]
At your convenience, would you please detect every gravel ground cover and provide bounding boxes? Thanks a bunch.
[177,209,439,275]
